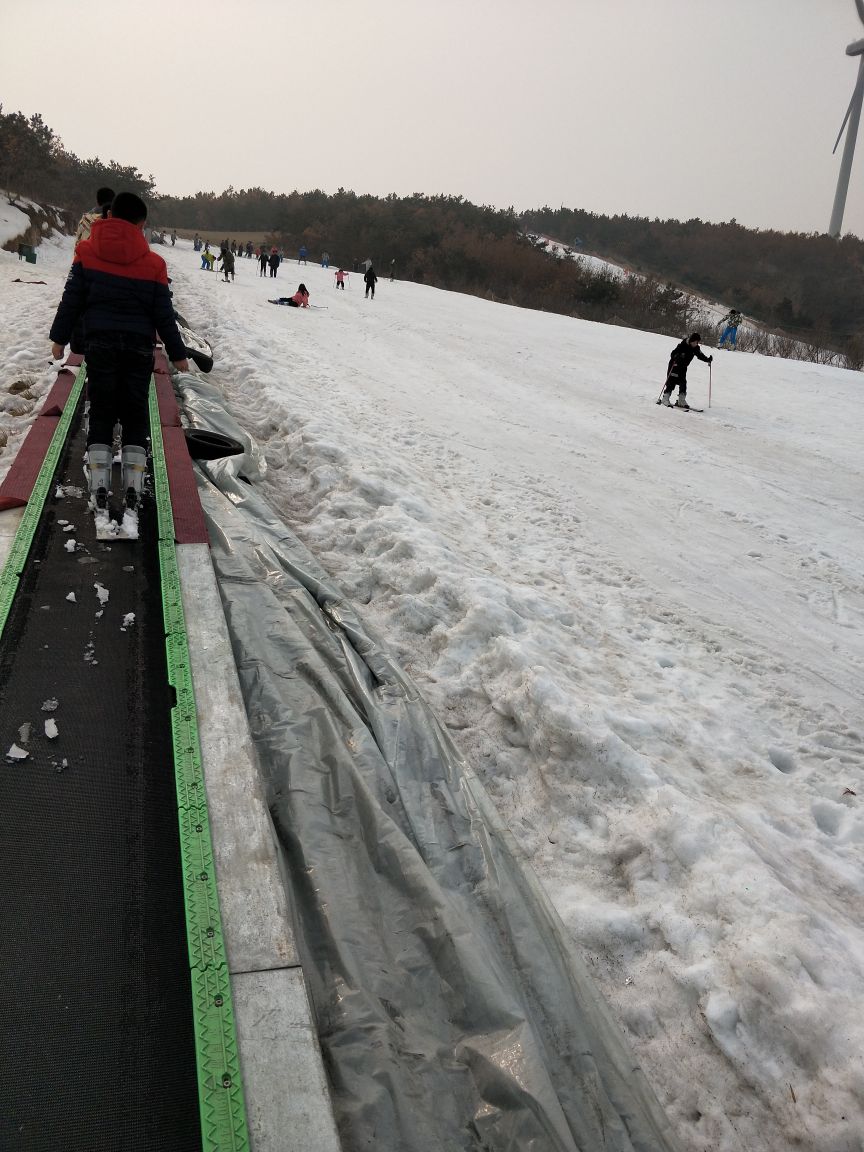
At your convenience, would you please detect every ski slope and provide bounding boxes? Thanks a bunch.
[2,226,863,1152]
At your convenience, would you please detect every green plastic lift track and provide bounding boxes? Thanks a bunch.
[0,371,250,1150]
[149,383,250,1152]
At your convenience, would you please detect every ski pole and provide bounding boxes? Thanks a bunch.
[709,362,712,408]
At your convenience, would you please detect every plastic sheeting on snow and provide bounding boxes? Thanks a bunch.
[175,372,682,1152]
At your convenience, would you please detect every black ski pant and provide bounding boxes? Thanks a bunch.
[663,372,687,397]
[85,331,154,447]
[365,283,375,298]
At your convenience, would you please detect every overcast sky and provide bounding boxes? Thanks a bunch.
[5,0,864,236]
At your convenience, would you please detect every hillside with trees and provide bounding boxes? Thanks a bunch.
[159,185,702,333]
[520,206,864,354]
[0,105,153,213]
[2,104,862,365]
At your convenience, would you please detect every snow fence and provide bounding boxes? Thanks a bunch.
[174,372,682,1152]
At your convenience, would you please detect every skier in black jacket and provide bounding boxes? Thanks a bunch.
[660,333,712,409]
[49,191,188,510]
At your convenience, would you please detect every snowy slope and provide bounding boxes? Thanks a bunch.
[2,225,863,1152]
[0,198,31,248]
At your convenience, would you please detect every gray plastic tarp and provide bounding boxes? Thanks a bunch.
[175,373,682,1152]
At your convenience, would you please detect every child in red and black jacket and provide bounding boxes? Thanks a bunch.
[49,192,188,510]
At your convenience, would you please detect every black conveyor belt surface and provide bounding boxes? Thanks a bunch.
[0,404,200,1150]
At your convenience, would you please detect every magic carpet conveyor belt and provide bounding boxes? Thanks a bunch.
[0,363,248,1151]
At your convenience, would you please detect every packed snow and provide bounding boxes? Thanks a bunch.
[1,208,863,1152]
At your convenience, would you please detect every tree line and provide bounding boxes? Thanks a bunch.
[520,206,864,363]
[2,105,861,364]
[0,106,154,214]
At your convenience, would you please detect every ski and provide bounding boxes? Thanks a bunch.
[656,400,705,412]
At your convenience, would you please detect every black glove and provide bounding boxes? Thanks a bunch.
[708,355,714,363]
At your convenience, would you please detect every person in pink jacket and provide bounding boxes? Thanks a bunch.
[269,283,310,308]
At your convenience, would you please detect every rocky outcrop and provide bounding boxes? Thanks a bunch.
[1,197,75,253]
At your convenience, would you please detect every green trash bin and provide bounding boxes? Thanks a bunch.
[25,248,37,264]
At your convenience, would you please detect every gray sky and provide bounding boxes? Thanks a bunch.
[6,0,864,236]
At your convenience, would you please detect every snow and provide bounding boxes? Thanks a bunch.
[0,198,31,248]
[1,200,863,1152]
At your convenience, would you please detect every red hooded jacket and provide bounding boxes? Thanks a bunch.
[50,218,186,361]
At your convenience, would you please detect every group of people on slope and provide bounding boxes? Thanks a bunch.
[50,187,739,523]
[194,235,262,260]
[259,247,283,278]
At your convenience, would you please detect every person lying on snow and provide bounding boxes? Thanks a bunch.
[269,284,310,307]
[660,332,712,409]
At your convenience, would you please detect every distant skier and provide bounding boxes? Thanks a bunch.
[389,259,395,282]
[258,248,269,277]
[718,309,743,350]
[218,247,235,282]
[321,250,329,268]
[170,229,177,246]
[335,268,346,289]
[659,332,712,409]
[201,243,214,270]
[246,240,253,258]
[75,186,115,246]
[48,191,188,512]
[298,244,308,265]
[268,247,280,277]
[364,264,378,299]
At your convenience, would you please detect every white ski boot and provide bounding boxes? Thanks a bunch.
[675,394,690,410]
[660,391,672,407]
[121,444,147,510]
[86,444,113,510]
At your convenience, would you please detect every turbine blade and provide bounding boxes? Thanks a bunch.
[834,63,864,154]
[833,92,856,153]
[857,0,864,27]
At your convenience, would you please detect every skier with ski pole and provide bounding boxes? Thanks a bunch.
[657,332,712,410]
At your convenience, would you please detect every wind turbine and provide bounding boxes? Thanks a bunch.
[828,0,864,237]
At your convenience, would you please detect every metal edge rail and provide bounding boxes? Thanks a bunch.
[0,366,86,641]
[148,383,251,1151]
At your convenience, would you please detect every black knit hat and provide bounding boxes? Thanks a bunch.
[111,192,148,224]
[689,332,702,342]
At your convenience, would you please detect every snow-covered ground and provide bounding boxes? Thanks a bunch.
[0,198,31,248]
[2,216,863,1152]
